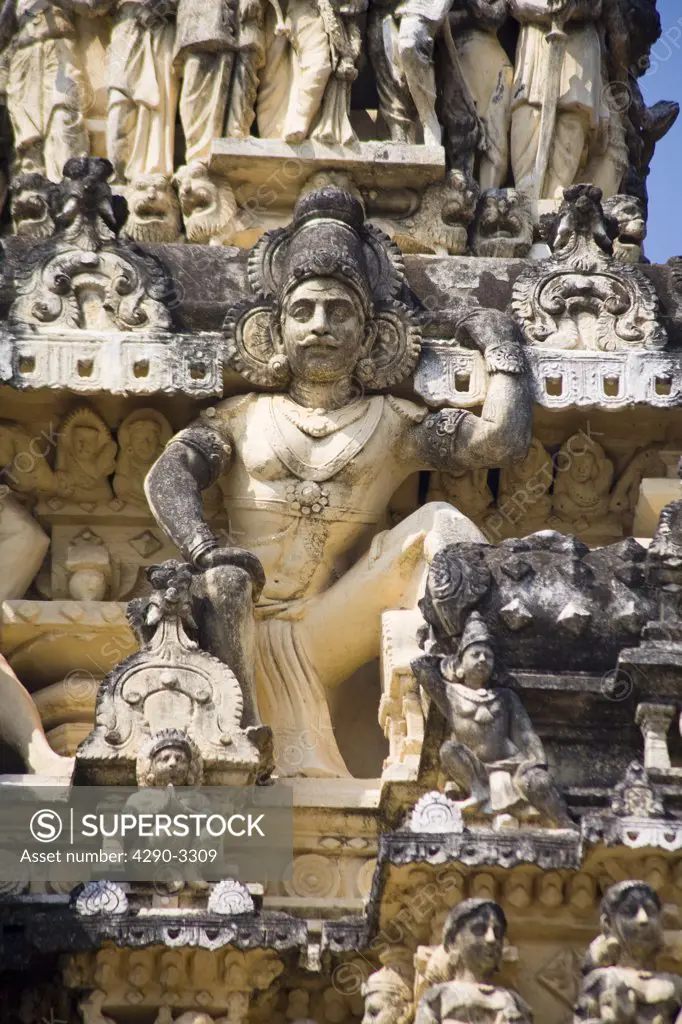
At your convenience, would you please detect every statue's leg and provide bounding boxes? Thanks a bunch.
[0,497,49,601]
[282,0,333,142]
[514,762,574,827]
[181,51,234,163]
[366,8,416,143]
[0,499,71,775]
[43,41,89,182]
[510,103,541,196]
[545,111,588,199]
[255,10,291,139]
[107,89,137,183]
[300,502,485,689]
[440,740,488,809]
[457,31,512,189]
[398,15,441,147]
[226,42,265,139]
[191,565,262,729]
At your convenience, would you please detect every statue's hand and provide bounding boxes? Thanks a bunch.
[197,546,266,599]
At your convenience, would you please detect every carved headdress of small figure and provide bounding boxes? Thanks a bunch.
[224,186,422,390]
[361,965,415,1024]
[136,728,203,787]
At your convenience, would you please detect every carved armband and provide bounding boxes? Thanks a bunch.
[169,422,232,488]
[484,343,526,375]
[424,408,468,461]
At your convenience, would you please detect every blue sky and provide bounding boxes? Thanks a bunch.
[642,0,682,262]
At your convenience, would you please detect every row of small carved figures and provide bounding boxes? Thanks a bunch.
[0,0,677,219]
[363,880,679,1024]
[0,403,674,538]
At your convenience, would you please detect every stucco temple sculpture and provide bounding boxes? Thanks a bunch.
[0,2,682,1021]
[144,185,532,777]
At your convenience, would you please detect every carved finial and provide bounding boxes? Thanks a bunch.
[610,761,664,818]
[52,157,125,251]
[128,560,198,650]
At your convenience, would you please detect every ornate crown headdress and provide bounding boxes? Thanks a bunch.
[224,187,421,390]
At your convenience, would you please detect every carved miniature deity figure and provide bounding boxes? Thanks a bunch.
[362,965,415,1024]
[413,611,572,826]
[488,438,552,539]
[145,186,531,777]
[56,408,117,505]
[114,410,171,506]
[575,881,682,1024]
[449,0,512,188]
[427,467,493,526]
[106,0,179,183]
[174,162,238,245]
[416,899,532,1024]
[121,173,182,243]
[510,0,611,199]
[552,436,622,542]
[174,0,236,164]
[0,0,105,181]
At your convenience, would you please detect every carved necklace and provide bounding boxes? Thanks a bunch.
[278,397,370,438]
[452,682,498,704]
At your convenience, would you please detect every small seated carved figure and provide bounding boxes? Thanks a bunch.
[56,408,117,505]
[416,899,531,1024]
[413,612,572,828]
[114,410,171,506]
[575,881,682,1024]
[552,437,622,543]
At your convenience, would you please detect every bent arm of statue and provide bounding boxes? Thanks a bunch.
[144,424,265,594]
[410,311,532,472]
[508,690,545,763]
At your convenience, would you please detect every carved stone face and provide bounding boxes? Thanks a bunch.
[129,421,162,462]
[448,906,504,980]
[572,450,596,483]
[73,426,99,458]
[149,745,191,786]
[280,279,366,383]
[124,174,181,244]
[608,889,663,963]
[175,164,237,244]
[457,642,494,689]
[362,991,400,1024]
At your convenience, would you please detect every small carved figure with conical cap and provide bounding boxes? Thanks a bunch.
[413,609,573,828]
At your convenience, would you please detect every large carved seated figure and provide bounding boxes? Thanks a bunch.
[145,186,532,778]
[416,899,532,1024]
[575,881,682,1024]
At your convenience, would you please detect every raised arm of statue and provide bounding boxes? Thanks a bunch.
[411,310,532,472]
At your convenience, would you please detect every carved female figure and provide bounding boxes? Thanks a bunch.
[552,436,621,542]
[575,881,682,1024]
[416,899,532,1024]
[145,186,531,777]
